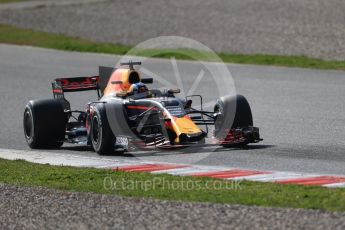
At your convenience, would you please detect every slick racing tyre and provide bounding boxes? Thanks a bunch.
[90,104,116,155]
[23,99,66,149]
[214,94,253,147]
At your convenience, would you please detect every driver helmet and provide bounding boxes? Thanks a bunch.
[128,82,149,99]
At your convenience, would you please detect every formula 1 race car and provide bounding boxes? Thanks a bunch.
[23,61,262,155]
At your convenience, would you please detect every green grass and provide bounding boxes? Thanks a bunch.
[1,158,345,212]
[1,24,345,70]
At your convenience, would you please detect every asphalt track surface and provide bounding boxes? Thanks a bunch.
[1,44,345,175]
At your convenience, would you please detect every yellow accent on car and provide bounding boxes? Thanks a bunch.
[172,117,202,143]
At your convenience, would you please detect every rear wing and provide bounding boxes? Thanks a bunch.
[52,76,101,99]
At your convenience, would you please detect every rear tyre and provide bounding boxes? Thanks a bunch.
[23,99,66,149]
[214,94,253,147]
[90,105,116,155]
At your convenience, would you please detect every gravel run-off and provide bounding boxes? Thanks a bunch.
[0,0,345,60]
[1,183,345,229]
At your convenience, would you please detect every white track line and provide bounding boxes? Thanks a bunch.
[230,172,319,182]
[323,182,345,188]
[0,148,144,168]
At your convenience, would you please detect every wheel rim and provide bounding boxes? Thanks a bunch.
[91,115,100,145]
[214,105,224,130]
[24,110,33,139]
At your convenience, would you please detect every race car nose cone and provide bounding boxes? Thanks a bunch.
[179,131,207,143]
[179,133,188,143]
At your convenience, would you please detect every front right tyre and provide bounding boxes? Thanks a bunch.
[23,99,66,149]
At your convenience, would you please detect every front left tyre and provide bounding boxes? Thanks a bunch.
[23,99,67,149]
[214,94,254,147]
